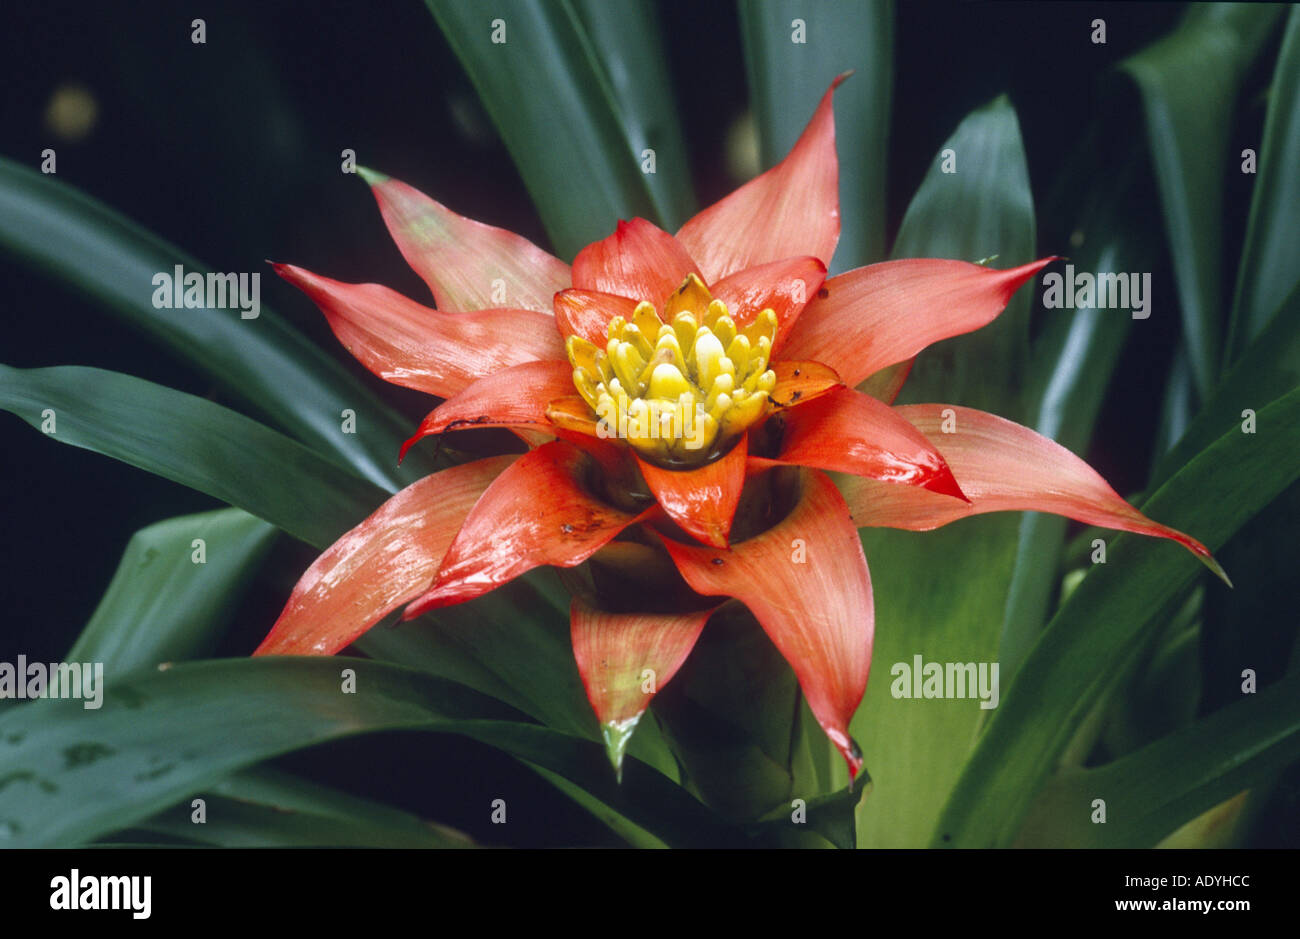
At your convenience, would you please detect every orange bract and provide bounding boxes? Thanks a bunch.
[256,79,1220,779]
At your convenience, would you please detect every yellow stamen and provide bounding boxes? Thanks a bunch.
[565,275,777,466]
[671,312,698,362]
[632,301,663,339]
[714,315,737,351]
[703,299,728,331]
[612,342,647,395]
[703,372,734,412]
[726,334,751,378]
[622,322,655,361]
[573,368,602,409]
[693,328,726,389]
[566,335,601,375]
[648,361,693,400]
[664,273,712,321]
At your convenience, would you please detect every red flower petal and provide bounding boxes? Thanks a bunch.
[769,360,844,410]
[274,263,564,398]
[572,218,702,307]
[634,435,748,548]
[676,76,844,282]
[254,455,515,655]
[752,387,967,500]
[404,442,655,618]
[553,289,640,346]
[782,258,1055,386]
[709,256,827,351]
[657,469,873,777]
[841,404,1228,582]
[362,170,570,313]
[570,597,712,774]
[400,360,575,460]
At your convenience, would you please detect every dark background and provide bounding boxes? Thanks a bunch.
[0,1,1287,845]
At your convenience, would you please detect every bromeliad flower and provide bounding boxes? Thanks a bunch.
[255,79,1225,779]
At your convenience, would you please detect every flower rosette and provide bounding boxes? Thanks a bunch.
[256,78,1224,779]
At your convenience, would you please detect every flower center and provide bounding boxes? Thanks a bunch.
[565,274,778,467]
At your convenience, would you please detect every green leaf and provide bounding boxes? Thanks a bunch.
[1152,344,1198,457]
[1158,285,1300,722]
[0,157,438,491]
[933,386,1300,847]
[848,94,1037,846]
[524,763,667,849]
[359,570,683,808]
[570,0,696,229]
[1225,7,1300,363]
[852,515,1020,847]
[1154,282,1300,483]
[891,94,1036,418]
[1016,671,1300,847]
[356,572,587,735]
[738,0,892,269]
[67,508,277,673]
[425,0,670,258]
[1095,586,1204,761]
[1119,3,1283,397]
[1155,791,1257,849]
[0,658,739,848]
[133,768,476,848]
[1200,484,1300,721]
[1001,147,1156,681]
[751,777,869,849]
[0,365,385,550]
[791,694,839,797]
[75,539,673,848]
[651,604,804,821]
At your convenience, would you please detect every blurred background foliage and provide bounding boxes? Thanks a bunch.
[0,0,1296,847]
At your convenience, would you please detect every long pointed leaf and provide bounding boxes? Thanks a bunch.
[67,509,277,672]
[1119,3,1283,397]
[0,658,740,848]
[851,94,1036,847]
[1225,7,1300,363]
[134,768,476,848]
[0,365,385,549]
[425,0,667,258]
[1155,283,1300,483]
[0,157,437,491]
[934,386,1300,847]
[738,0,892,269]
[570,0,695,229]
[1016,671,1300,847]
[891,94,1036,417]
[1001,145,1155,681]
